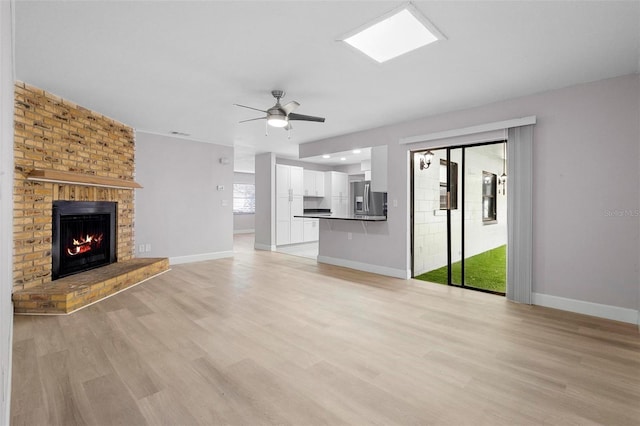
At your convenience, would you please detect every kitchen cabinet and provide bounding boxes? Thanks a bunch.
[330,195,349,217]
[326,171,349,216]
[303,218,319,242]
[276,164,304,245]
[371,145,388,192]
[303,170,325,197]
[277,164,303,196]
[328,171,348,198]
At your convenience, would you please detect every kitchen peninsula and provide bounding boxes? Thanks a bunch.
[295,207,398,279]
[294,213,387,221]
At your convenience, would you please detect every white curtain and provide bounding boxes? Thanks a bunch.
[506,125,533,303]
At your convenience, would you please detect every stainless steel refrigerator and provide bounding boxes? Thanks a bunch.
[351,181,387,216]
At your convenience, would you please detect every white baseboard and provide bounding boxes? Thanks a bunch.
[233,229,255,235]
[169,251,234,265]
[4,302,13,426]
[532,292,639,325]
[254,243,275,251]
[317,255,409,279]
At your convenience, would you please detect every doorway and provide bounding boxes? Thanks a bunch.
[411,141,508,295]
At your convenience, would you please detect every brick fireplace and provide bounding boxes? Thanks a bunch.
[12,82,168,313]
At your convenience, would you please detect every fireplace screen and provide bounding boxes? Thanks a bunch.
[52,201,117,279]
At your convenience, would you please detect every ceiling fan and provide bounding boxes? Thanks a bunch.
[234,90,325,132]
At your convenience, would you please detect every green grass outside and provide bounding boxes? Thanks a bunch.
[415,245,506,293]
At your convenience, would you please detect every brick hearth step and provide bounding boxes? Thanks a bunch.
[13,258,170,314]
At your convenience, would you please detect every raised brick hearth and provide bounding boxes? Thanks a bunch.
[13,258,169,314]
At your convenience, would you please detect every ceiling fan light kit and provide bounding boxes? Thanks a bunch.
[235,90,325,135]
[266,108,288,128]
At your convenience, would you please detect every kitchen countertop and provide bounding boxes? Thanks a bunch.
[294,213,387,221]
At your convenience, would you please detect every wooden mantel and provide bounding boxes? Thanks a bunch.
[27,169,143,190]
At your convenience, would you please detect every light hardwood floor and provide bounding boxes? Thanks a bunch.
[11,234,640,425]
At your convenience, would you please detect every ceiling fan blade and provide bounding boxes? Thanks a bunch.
[288,112,325,123]
[239,117,266,123]
[234,104,267,113]
[281,101,300,115]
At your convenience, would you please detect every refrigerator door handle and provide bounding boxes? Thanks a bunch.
[364,183,369,213]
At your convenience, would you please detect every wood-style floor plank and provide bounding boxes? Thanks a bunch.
[11,234,640,425]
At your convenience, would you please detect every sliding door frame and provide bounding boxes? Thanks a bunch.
[410,139,507,296]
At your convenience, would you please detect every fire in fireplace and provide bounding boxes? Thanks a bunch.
[52,201,117,280]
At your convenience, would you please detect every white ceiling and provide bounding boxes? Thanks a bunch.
[14,1,640,173]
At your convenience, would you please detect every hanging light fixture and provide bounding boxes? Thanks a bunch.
[419,150,434,170]
[266,108,288,128]
[498,143,507,195]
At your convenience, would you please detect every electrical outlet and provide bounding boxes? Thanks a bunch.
[145,243,151,252]
[138,244,144,253]
[221,199,229,207]
[347,232,352,240]
[393,199,398,208]
[217,185,225,191]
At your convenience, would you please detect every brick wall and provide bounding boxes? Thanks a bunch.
[13,82,136,292]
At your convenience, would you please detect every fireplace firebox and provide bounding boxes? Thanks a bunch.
[52,201,117,280]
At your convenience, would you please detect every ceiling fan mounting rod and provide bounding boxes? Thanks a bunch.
[271,90,285,102]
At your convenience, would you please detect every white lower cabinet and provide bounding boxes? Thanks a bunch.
[291,216,304,244]
[303,218,319,242]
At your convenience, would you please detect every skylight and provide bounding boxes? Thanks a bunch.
[342,4,445,63]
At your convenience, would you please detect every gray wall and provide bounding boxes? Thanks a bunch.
[233,172,255,233]
[0,0,13,421]
[301,74,640,312]
[254,152,276,250]
[135,132,234,263]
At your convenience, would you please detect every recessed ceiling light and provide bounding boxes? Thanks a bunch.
[322,154,331,159]
[352,149,361,154]
[340,157,346,161]
[341,4,445,63]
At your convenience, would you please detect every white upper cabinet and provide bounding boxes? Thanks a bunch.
[303,170,325,197]
[371,145,387,192]
[315,172,325,197]
[328,171,348,198]
[276,164,290,196]
[290,165,304,196]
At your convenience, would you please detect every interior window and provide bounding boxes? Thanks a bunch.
[233,183,256,214]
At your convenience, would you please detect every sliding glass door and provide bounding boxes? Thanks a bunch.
[412,141,507,295]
